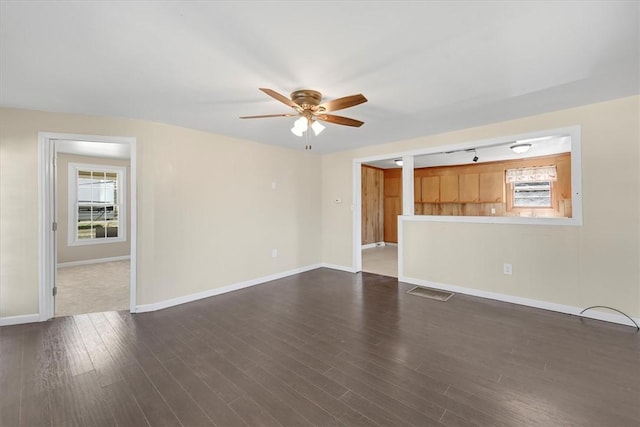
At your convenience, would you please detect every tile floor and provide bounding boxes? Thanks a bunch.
[55,260,130,316]
[362,244,398,277]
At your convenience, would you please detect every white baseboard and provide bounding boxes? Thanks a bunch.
[321,263,357,273]
[57,255,130,268]
[399,275,640,329]
[0,313,40,327]
[362,242,386,250]
[384,242,398,247]
[135,264,323,313]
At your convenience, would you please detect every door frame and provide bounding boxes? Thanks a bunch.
[353,155,413,275]
[38,132,137,320]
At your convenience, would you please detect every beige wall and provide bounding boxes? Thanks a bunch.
[322,96,640,318]
[56,153,131,264]
[2,97,638,321]
[0,108,322,317]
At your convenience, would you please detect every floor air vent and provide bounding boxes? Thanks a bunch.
[407,286,454,301]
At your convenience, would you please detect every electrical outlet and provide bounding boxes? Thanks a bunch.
[271,249,278,258]
[491,208,496,214]
[503,263,512,275]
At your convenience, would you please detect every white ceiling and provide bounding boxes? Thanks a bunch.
[1,1,638,154]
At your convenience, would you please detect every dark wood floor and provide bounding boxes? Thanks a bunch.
[1,269,639,426]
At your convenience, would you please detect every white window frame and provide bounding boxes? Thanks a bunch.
[68,162,127,246]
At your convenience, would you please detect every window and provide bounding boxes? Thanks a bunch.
[68,163,126,245]
[513,181,552,207]
[506,165,556,209]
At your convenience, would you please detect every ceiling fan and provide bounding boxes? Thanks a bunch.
[240,88,368,137]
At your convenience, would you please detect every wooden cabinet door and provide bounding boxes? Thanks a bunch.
[479,171,504,202]
[383,197,401,243]
[440,175,459,202]
[459,173,479,202]
[421,176,440,202]
[414,177,422,202]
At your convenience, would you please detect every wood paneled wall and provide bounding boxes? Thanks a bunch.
[361,165,384,244]
[383,168,402,243]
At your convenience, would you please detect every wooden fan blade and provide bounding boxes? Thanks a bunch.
[318,94,367,113]
[259,88,301,109]
[239,113,297,119]
[316,114,364,127]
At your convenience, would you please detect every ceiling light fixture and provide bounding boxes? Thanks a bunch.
[295,116,308,130]
[394,159,403,166]
[311,120,325,135]
[510,143,532,154]
[291,117,326,137]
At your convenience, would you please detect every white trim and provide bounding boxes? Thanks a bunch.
[352,160,362,273]
[0,314,40,327]
[353,125,582,227]
[57,255,130,268]
[384,242,398,247]
[398,218,404,278]
[322,263,357,273]
[354,126,581,165]
[401,155,414,215]
[38,134,55,321]
[398,214,578,227]
[67,162,127,246]
[398,275,640,329]
[362,242,386,250]
[569,126,583,225]
[129,139,137,314]
[136,264,322,313]
[39,132,137,321]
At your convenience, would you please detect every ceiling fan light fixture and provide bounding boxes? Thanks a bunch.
[510,143,532,153]
[242,88,367,146]
[294,116,308,131]
[311,120,325,136]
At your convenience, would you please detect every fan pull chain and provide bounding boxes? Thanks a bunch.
[305,118,312,150]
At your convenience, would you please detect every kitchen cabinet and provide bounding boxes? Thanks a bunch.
[479,172,504,202]
[440,175,459,202]
[458,173,479,202]
[421,176,440,202]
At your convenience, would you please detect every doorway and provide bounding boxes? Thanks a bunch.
[360,164,400,278]
[38,133,137,320]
